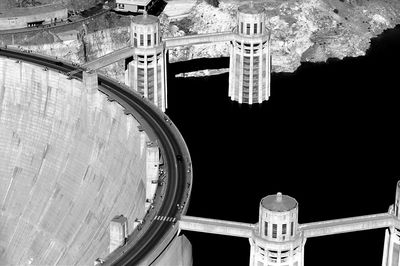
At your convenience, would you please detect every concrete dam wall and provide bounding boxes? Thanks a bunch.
[0,57,149,265]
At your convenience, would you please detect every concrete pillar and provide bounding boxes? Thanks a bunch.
[83,70,98,94]
[109,215,128,253]
[144,54,148,98]
[382,226,400,266]
[154,51,159,108]
[139,127,148,156]
[249,43,254,104]
[300,237,306,266]
[266,42,271,100]
[228,43,234,98]
[162,48,168,111]
[132,58,137,91]
[258,44,263,103]
[383,229,390,266]
[146,142,159,208]
[395,181,400,217]
[239,41,244,104]
[248,238,254,266]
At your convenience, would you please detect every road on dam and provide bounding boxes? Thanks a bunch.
[0,48,192,266]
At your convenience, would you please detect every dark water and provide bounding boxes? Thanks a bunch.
[166,25,400,266]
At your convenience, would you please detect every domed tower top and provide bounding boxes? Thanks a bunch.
[236,2,266,36]
[132,11,158,25]
[238,1,264,14]
[131,12,162,48]
[261,192,297,212]
[258,193,299,242]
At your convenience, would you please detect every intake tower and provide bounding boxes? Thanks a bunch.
[126,12,167,111]
[250,193,304,266]
[229,2,271,104]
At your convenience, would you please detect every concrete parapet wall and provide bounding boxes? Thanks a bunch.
[0,58,149,265]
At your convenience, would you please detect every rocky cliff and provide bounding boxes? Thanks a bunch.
[168,0,400,73]
[5,0,400,77]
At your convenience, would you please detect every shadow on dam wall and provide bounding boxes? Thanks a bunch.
[0,57,148,265]
[168,57,229,75]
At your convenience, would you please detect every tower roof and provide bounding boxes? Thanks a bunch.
[132,12,158,25]
[261,192,298,212]
[238,2,264,15]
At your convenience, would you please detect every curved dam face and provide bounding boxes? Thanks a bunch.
[0,57,149,265]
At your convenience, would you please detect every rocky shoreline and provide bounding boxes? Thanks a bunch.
[168,0,400,74]
[4,0,400,78]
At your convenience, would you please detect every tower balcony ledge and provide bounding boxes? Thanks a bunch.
[251,230,303,249]
[233,34,270,44]
[133,46,165,55]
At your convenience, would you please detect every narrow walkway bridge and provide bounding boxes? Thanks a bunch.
[82,46,135,71]
[179,213,396,239]
[299,213,394,238]
[179,215,255,238]
[78,31,235,73]
[164,32,234,48]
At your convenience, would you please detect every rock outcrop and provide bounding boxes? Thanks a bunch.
[168,0,400,73]
[4,0,400,77]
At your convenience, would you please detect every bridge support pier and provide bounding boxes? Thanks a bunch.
[109,215,128,254]
[382,181,400,266]
[146,141,159,209]
[382,227,400,266]
[83,70,98,93]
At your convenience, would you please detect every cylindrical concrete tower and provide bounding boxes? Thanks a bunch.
[229,2,271,104]
[249,193,304,266]
[126,12,167,111]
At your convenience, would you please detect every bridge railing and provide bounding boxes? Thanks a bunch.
[179,215,255,238]
[164,31,234,48]
[299,212,394,238]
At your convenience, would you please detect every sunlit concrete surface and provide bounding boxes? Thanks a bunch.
[152,235,192,266]
[0,57,150,265]
[163,0,196,20]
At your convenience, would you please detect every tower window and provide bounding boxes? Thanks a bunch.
[246,23,250,35]
[154,33,157,45]
[240,22,243,34]
[282,224,287,235]
[140,34,144,46]
[264,222,268,236]
[254,23,257,34]
[260,22,263,34]
[133,33,137,47]
[291,222,294,236]
[147,34,151,46]
[272,224,277,239]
